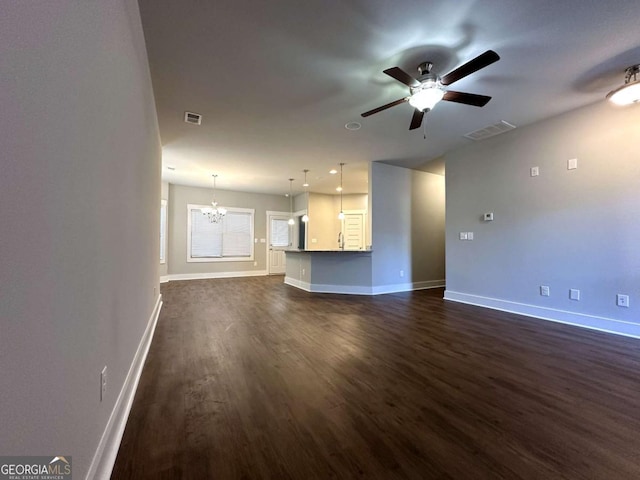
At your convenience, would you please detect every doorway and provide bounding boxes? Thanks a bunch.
[267,211,292,275]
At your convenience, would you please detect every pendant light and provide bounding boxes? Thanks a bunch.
[607,64,640,105]
[201,174,227,223]
[338,163,345,220]
[301,169,310,223]
[288,178,295,225]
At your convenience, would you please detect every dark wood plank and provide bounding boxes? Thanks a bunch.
[111,276,640,479]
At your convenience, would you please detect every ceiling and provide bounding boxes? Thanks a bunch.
[138,0,640,195]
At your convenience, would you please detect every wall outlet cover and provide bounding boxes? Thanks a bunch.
[568,158,578,170]
[540,285,550,296]
[459,232,468,240]
[530,166,539,177]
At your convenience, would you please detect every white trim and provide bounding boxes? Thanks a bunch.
[284,276,311,291]
[159,275,169,283]
[160,199,167,265]
[186,204,255,263]
[371,279,445,295]
[86,294,162,480]
[443,290,640,339]
[284,277,445,296]
[167,270,268,281]
[266,211,292,275]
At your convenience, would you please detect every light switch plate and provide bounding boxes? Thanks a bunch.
[568,158,578,170]
[459,232,468,240]
[540,285,550,296]
[569,289,580,301]
[467,232,474,240]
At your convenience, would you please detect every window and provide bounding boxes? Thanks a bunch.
[270,218,290,247]
[187,204,254,262]
[160,199,167,264]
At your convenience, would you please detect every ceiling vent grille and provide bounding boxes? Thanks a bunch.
[464,120,515,141]
[184,111,202,125]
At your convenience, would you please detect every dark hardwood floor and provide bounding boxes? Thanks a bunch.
[111,276,640,479]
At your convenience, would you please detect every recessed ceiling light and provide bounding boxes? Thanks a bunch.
[336,186,343,192]
[329,169,337,175]
[345,121,361,131]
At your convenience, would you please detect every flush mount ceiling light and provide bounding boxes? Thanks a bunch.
[201,174,227,223]
[607,64,640,105]
[329,169,337,175]
[345,121,361,131]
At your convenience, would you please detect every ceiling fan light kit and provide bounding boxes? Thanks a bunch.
[362,50,500,130]
[607,64,640,106]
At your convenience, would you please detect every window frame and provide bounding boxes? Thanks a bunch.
[186,203,255,263]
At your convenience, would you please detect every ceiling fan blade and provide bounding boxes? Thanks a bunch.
[361,97,408,117]
[409,109,424,130]
[440,50,500,86]
[443,90,492,107]
[383,67,421,88]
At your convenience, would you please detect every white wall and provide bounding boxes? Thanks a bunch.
[445,100,640,336]
[0,1,161,478]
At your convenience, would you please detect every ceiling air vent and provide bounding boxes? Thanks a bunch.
[184,111,202,125]
[464,120,515,141]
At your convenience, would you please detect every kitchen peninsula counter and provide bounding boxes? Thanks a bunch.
[284,249,373,294]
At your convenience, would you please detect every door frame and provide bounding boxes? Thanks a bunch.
[266,210,292,275]
[341,209,367,250]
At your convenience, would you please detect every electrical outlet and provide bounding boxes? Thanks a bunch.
[101,366,107,402]
[569,289,580,301]
[540,285,550,297]
[400,270,404,278]
[459,232,468,240]
[467,232,474,240]
[530,166,539,177]
[617,294,630,308]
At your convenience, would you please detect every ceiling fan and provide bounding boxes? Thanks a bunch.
[361,50,500,130]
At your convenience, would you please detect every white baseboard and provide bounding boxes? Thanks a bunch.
[284,277,445,296]
[159,275,169,283]
[372,279,445,295]
[167,270,268,281]
[86,294,162,480]
[444,290,640,339]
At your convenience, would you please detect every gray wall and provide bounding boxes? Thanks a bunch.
[0,1,161,479]
[168,183,289,275]
[445,100,639,324]
[371,162,446,287]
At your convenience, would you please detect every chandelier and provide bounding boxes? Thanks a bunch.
[201,174,227,223]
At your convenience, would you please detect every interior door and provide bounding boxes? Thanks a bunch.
[343,213,365,250]
[268,214,291,274]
